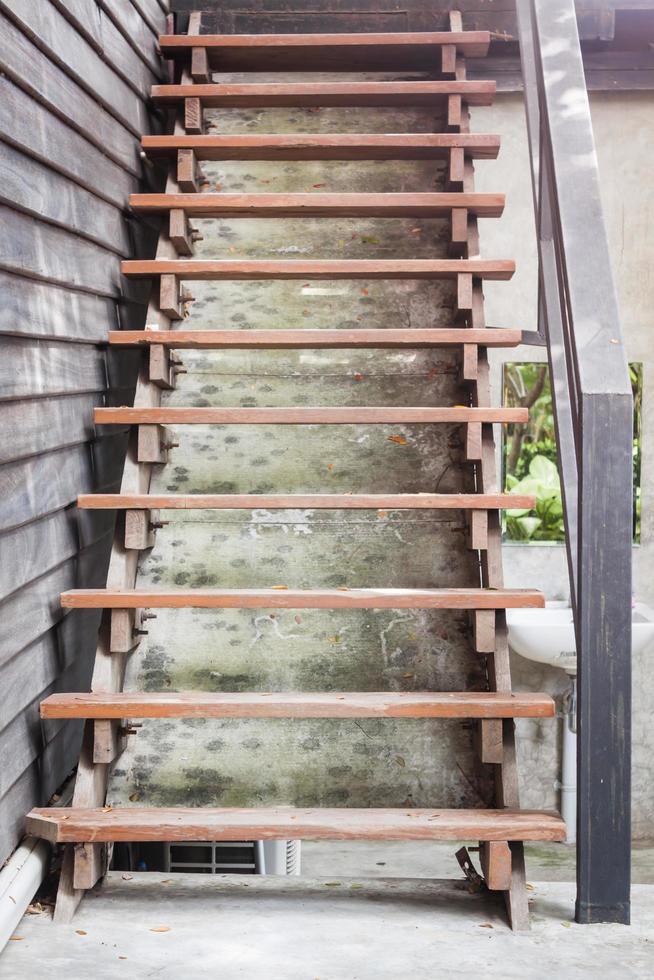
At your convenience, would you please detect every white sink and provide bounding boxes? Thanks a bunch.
[506,601,654,674]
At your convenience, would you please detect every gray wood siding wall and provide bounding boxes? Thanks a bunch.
[0,0,169,863]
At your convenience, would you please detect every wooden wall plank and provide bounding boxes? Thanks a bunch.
[0,273,118,344]
[0,339,107,402]
[0,434,128,532]
[0,394,102,466]
[0,509,116,604]
[0,144,132,256]
[0,78,138,208]
[0,11,141,177]
[0,722,84,865]
[129,0,167,37]
[96,0,163,75]
[0,0,150,134]
[0,206,124,297]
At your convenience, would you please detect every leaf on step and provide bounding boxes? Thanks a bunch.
[129,792,140,802]
[313,183,326,188]
[271,585,289,590]
[377,510,388,519]
[337,586,349,591]
[149,926,171,933]
[102,805,113,812]
[75,930,87,936]
[360,236,380,245]
[395,756,406,767]
[479,923,494,929]
[360,288,369,296]
[353,372,363,381]
[9,936,24,941]
[324,881,341,887]
[387,435,407,446]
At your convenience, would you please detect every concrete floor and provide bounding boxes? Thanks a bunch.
[2,843,654,979]
[2,869,653,979]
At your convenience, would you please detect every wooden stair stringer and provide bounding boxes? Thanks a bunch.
[449,19,531,931]
[52,14,192,925]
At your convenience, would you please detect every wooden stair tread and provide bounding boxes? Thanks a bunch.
[26,806,567,844]
[60,588,544,610]
[109,328,522,349]
[77,492,535,510]
[121,259,515,280]
[95,406,527,425]
[151,81,496,108]
[41,691,555,719]
[159,31,491,69]
[129,192,505,218]
[141,133,502,161]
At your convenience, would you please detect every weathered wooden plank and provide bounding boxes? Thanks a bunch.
[121,258,515,281]
[159,31,491,69]
[0,0,151,133]
[95,0,163,76]
[130,192,505,218]
[0,435,127,532]
[0,610,99,731]
[0,392,103,464]
[0,658,95,799]
[0,340,106,402]
[0,507,114,603]
[152,80,496,108]
[0,11,141,177]
[78,492,535,511]
[95,406,527,425]
[0,540,112,667]
[129,0,167,38]
[27,807,567,844]
[110,328,522,349]
[0,272,118,343]
[42,691,555,719]
[60,587,545,610]
[0,144,131,255]
[0,78,137,209]
[141,132,501,161]
[0,206,124,297]
[0,722,83,865]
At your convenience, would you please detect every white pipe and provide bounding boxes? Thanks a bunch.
[0,837,50,952]
[560,675,577,844]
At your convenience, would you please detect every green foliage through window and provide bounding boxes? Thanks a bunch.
[502,362,642,544]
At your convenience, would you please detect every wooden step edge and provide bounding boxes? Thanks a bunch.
[108,328,522,349]
[140,133,502,161]
[40,691,555,720]
[26,806,567,844]
[159,31,492,56]
[120,259,515,281]
[151,81,496,109]
[129,192,505,218]
[93,407,528,425]
[59,588,545,610]
[77,492,536,511]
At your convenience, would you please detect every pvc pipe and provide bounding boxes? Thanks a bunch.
[0,837,50,952]
[560,676,577,844]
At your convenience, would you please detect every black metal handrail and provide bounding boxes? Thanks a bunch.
[516,0,633,925]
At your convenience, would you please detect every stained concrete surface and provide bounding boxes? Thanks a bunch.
[2,870,653,979]
[107,83,510,813]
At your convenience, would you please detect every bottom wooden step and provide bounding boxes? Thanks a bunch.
[27,807,566,843]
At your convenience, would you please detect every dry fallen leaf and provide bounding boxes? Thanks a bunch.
[271,585,288,590]
[9,936,24,942]
[353,372,363,382]
[129,792,140,802]
[102,805,113,812]
[387,435,407,446]
[122,873,133,881]
[326,463,334,471]
[360,287,369,296]
[75,930,87,936]
[149,926,171,933]
[479,923,494,929]
[313,183,326,188]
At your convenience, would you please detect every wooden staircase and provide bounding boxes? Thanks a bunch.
[26,12,565,930]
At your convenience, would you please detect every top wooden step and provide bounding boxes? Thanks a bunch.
[151,81,496,108]
[158,32,491,71]
[141,133,502,162]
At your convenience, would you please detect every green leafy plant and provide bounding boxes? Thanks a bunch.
[505,455,564,541]
[502,362,642,544]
